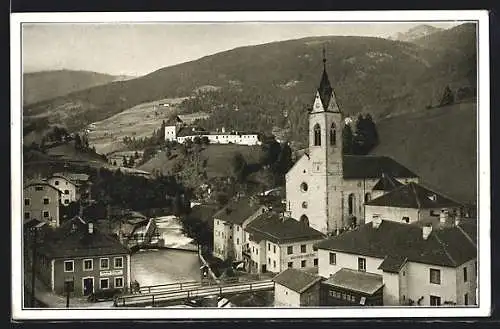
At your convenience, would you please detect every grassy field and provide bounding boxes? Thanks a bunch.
[87,97,188,155]
[372,101,477,205]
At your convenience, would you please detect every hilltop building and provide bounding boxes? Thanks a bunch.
[23,179,62,228]
[36,216,131,297]
[164,114,261,146]
[316,219,477,306]
[285,55,418,234]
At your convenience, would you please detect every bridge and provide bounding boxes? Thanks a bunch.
[114,280,275,307]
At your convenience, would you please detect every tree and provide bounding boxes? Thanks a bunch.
[134,151,139,160]
[343,123,354,155]
[193,136,202,145]
[273,142,293,185]
[74,134,82,150]
[122,156,128,167]
[260,136,281,166]
[201,136,210,145]
[231,152,247,182]
[440,85,455,107]
[128,156,135,168]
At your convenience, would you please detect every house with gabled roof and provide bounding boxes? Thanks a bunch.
[315,219,477,306]
[272,268,323,307]
[46,172,92,206]
[243,211,325,274]
[364,182,464,226]
[23,179,62,227]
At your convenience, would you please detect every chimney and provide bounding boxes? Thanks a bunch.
[88,222,94,234]
[372,216,382,229]
[422,224,432,240]
[439,209,449,224]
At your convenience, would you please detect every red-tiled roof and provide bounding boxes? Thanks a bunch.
[245,211,325,244]
[272,268,323,293]
[366,182,462,209]
[316,220,476,268]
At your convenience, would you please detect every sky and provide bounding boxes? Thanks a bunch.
[22,22,462,77]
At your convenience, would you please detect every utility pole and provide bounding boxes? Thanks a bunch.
[30,227,37,307]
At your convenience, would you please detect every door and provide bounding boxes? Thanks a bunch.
[261,264,266,273]
[83,277,94,296]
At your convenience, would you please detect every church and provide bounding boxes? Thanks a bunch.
[285,54,419,235]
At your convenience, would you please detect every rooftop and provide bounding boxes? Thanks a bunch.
[213,197,264,226]
[38,217,130,259]
[177,126,260,138]
[365,182,463,209]
[377,255,408,273]
[52,172,90,183]
[323,268,384,295]
[343,155,418,179]
[372,173,404,191]
[272,268,323,293]
[246,211,325,245]
[24,180,62,193]
[316,220,477,268]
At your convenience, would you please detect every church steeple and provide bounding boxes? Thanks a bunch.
[318,46,333,109]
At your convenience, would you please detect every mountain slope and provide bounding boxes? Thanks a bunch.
[23,70,131,105]
[372,101,477,205]
[23,23,476,143]
[389,24,443,42]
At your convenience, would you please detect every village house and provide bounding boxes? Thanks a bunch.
[23,179,62,228]
[285,57,418,234]
[272,268,323,307]
[47,172,92,205]
[212,196,268,261]
[315,219,477,307]
[243,211,325,274]
[35,217,132,297]
[364,181,464,226]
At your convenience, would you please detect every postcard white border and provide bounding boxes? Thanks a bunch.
[11,10,491,320]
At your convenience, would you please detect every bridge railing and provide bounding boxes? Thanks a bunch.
[115,280,275,307]
[137,280,200,294]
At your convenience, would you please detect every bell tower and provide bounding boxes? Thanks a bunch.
[306,47,344,233]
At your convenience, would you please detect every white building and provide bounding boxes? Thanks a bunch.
[242,211,325,274]
[316,219,477,306]
[364,181,464,226]
[212,196,268,261]
[176,127,261,146]
[46,172,92,206]
[285,58,418,234]
[272,268,323,307]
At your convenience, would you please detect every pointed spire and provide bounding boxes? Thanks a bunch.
[318,45,333,109]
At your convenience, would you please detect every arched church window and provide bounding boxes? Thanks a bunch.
[330,123,337,146]
[313,124,321,146]
[364,193,371,203]
[348,193,355,215]
[300,215,309,226]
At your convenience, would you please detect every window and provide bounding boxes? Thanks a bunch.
[100,258,109,270]
[35,186,44,191]
[300,182,308,192]
[430,268,441,284]
[236,238,239,245]
[64,190,69,195]
[302,201,308,209]
[313,124,321,146]
[55,180,59,186]
[430,295,441,306]
[348,193,355,215]
[288,262,293,268]
[364,193,371,203]
[464,293,469,305]
[114,277,124,288]
[256,249,258,255]
[273,245,276,254]
[24,212,30,220]
[268,258,271,264]
[268,243,270,251]
[402,217,410,223]
[64,199,70,204]
[43,198,49,204]
[237,226,239,232]
[329,253,336,265]
[83,259,93,271]
[301,260,306,268]
[358,258,366,272]
[64,260,74,272]
[287,246,293,255]
[43,211,49,218]
[463,267,468,282]
[330,123,336,145]
[24,198,30,206]
[314,258,318,266]
[216,220,219,225]
[273,260,276,268]
[100,278,109,290]
[114,257,123,269]
[300,215,309,226]
[301,245,307,253]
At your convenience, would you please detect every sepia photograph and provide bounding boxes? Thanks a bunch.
[10,10,490,320]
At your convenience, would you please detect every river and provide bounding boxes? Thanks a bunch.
[131,216,201,286]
